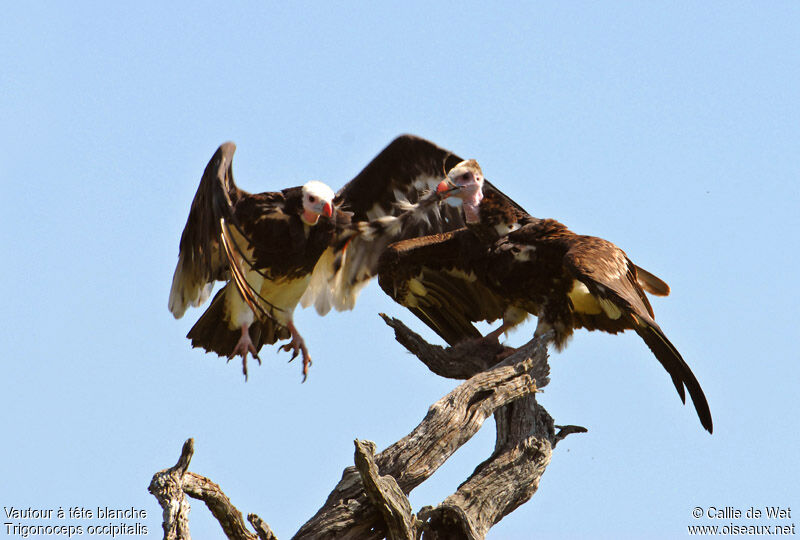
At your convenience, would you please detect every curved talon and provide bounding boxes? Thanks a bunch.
[229,324,260,380]
[282,321,312,381]
[301,355,312,383]
[280,342,300,361]
[280,325,313,380]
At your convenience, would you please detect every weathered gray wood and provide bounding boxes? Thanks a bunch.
[148,439,194,540]
[419,395,556,539]
[182,473,261,540]
[353,439,415,540]
[247,514,278,540]
[379,313,513,379]
[148,438,271,540]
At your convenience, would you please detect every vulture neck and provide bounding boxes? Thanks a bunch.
[462,190,484,224]
[301,210,320,226]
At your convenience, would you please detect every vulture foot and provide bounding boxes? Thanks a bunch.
[229,324,261,380]
[281,322,312,382]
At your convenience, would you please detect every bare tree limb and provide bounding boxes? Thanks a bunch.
[148,439,194,540]
[379,313,512,379]
[148,438,273,540]
[182,473,260,540]
[554,424,589,447]
[247,514,278,540]
[419,396,559,539]
[353,439,415,540]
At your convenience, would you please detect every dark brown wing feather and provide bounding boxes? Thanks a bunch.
[309,134,527,314]
[632,265,670,296]
[633,320,713,433]
[169,142,243,318]
[564,236,656,320]
[337,133,526,221]
[562,237,712,433]
[378,229,507,345]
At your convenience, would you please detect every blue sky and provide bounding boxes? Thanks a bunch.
[1,2,798,538]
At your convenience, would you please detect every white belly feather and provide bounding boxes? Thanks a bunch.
[225,268,311,329]
[257,274,311,326]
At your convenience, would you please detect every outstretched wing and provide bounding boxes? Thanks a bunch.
[169,142,243,318]
[302,134,525,314]
[377,229,508,346]
[562,237,712,433]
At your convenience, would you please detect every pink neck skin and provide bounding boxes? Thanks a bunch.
[301,209,320,225]
[462,189,484,223]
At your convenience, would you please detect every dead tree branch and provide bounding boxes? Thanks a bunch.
[148,438,274,540]
[148,439,194,540]
[353,439,415,540]
[149,316,585,539]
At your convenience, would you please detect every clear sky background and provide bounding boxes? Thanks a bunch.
[2,3,798,539]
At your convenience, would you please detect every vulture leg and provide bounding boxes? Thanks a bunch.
[482,322,513,343]
[281,320,312,381]
[478,306,529,344]
[229,323,261,380]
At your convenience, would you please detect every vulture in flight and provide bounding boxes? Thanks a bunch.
[169,135,515,379]
[168,142,341,380]
[378,159,713,433]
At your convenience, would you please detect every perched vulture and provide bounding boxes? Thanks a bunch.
[169,135,515,379]
[378,159,713,433]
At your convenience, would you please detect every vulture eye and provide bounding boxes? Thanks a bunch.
[309,195,317,203]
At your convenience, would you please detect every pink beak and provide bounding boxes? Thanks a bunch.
[322,202,333,218]
[436,180,450,195]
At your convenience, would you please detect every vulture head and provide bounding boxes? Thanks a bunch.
[437,159,484,222]
[301,181,335,225]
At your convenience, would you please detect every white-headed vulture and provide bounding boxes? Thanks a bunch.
[378,159,712,433]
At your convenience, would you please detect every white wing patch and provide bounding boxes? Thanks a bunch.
[306,174,452,315]
[168,252,215,318]
[598,298,623,320]
[408,277,428,297]
[400,273,429,308]
[494,222,521,236]
[443,268,478,283]
[567,280,602,315]
[567,279,623,319]
[303,242,372,313]
[301,247,337,315]
[512,245,536,262]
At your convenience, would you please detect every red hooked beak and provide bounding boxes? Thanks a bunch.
[322,202,333,218]
[437,180,461,198]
